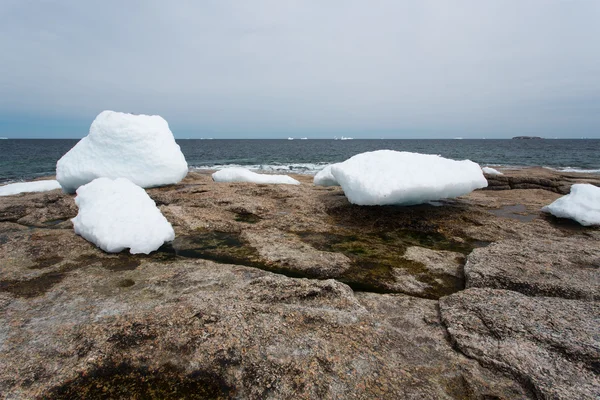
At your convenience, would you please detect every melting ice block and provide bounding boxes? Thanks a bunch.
[57,110,188,193]
[0,180,61,196]
[72,177,175,254]
[314,165,340,187]
[482,167,503,176]
[212,168,300,185]
[542,183,600,226]
[330,150,488,205]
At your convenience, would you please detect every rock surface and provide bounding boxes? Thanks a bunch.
[0,169,599,398]
[0,258,529,399]
[440,288,600,400]
[465,235,600,300]
[484,167,600,194]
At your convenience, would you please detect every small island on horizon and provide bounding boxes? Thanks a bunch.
[512,136,543,140]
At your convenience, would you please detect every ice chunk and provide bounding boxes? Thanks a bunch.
[314,165,340,186]
[542,183,600,226]
[330,150,488,206]
[57,110,188,193]
[482,167,503,176]
[0,180,62,196]
[72,177,175,254]
[212,168,300,185]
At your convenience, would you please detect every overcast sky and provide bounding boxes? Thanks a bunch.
[1,0,599,138]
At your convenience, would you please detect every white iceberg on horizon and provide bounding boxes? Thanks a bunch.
[314,164,340,187]
[0,180,62,197]
[542,183,600,226]
[330,150,488,206]
[72,177,175,254]
[212,167,300,185]
[57,110,188,193]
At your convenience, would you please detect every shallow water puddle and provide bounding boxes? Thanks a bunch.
[168,231,267,269]
[489,204,537,222]
[166,228,473,299]
[297,230,469,299]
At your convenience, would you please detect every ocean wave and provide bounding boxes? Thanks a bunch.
[190,163,600,176]
[544,166,600,174]
[480,164,526,170]
[190,162,332,175]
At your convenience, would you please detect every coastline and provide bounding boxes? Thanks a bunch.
[5,163,600,186]
[0,168,598,398]
[2,138,600,184]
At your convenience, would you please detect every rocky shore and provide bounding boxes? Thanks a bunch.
[0,167,598,399]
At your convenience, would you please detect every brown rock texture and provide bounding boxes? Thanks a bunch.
[465,235,600,300]
[0,169,599,398]
[440,288,600,400]
[483,166,600,194]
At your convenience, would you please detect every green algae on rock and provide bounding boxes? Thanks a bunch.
[297,230,468,299]
[43,362,234,400]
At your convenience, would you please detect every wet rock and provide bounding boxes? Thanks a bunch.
[403,246,464,278]
[440,288,600,400]
[44,362,234,400]
[243,229,352,278]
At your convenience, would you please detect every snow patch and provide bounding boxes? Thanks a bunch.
[212,167,300,185]
[314,164,340,186]
[542,183,600,226]
[0,180,62,196]
[57,110,188,193]
[482,167,503,176]
[330,150,488,206]
[72,177,175,254]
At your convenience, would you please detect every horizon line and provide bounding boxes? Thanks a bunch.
[1,137,599,140]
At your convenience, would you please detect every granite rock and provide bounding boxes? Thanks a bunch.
[465,235,600,300]
[440,288,600,400]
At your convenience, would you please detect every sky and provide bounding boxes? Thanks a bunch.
[1,0,599,139]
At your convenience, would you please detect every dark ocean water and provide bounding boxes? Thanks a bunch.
[1,138,599,184]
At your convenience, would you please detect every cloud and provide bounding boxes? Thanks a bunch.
[1,0,599,137]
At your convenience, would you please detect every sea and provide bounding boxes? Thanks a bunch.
[1,138,599,184]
